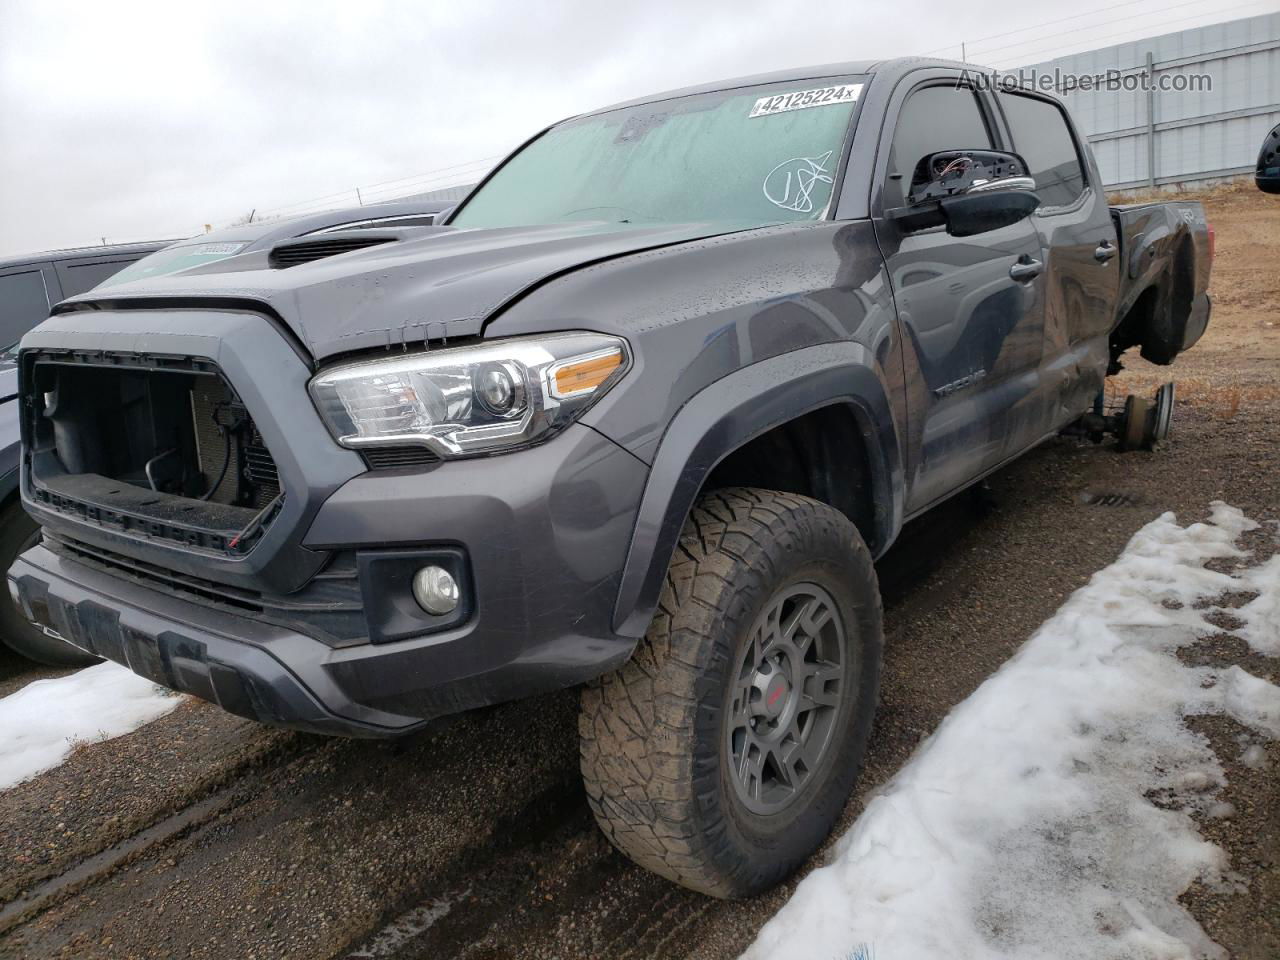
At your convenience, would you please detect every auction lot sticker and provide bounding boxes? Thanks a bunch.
[749,84,863,118]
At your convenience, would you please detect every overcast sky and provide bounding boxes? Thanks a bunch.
[1,0,1272,257]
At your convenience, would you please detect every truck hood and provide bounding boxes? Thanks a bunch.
[54,221,758,362]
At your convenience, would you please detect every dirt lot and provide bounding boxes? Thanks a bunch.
[1,186,1277,960]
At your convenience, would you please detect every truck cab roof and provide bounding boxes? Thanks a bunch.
[584,57,975,118]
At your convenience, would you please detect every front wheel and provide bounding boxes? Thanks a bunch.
[579,488,883,897]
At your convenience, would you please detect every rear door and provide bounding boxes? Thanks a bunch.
[873,78,1048,514]
[994,90,1121,426]
[0,264,57,350]
[54,254,145,298]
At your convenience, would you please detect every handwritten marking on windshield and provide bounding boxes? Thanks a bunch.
[762,151,834,213]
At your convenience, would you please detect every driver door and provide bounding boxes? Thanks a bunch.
[872,81,1048,514]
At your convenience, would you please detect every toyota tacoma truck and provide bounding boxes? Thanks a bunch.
[8,58,1211,898]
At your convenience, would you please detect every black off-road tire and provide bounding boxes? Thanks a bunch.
[0,499,101,667]
[579,487,883,898]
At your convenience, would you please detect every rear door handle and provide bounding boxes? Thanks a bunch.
[1094,241,1117,263]
[1009,257,1043,282]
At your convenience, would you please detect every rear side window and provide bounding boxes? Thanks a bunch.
[884,86,994,209]
[56,258,138,298]
[999,93,1086,208]
[0,269,51,348]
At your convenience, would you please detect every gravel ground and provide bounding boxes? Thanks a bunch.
[0,187,1276,960]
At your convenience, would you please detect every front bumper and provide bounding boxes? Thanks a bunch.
[9,418,649,738]
[13,310,650,737]
[10,543,400,736]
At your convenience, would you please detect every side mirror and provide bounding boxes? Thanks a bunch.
[887,149,1041,237]
[1258,123,1280,194]
[907,150,1032,203]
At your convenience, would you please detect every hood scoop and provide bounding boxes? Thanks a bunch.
[268,229,401,269]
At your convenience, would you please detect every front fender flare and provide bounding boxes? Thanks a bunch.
[611,342,903,639]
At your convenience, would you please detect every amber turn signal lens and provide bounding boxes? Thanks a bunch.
[551,349,623,398]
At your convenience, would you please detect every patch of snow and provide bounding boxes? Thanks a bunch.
[1239,743,1268,769]
[1220,665,1280,737]
[1233,555,1280,655]
[0,661,182,790]
[743,504,1280,960]
[346,889,467,957]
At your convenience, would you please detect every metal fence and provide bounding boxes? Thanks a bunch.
[1020,12,1280,190]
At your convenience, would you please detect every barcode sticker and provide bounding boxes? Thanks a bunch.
[749,83,863,118]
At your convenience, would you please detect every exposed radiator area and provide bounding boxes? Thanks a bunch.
[25,353,284,554]
[189,377,281,508]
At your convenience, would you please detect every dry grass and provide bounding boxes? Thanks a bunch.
[1107,176,1259,206]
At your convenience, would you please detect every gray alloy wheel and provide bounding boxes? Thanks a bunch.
[725,583,847,816]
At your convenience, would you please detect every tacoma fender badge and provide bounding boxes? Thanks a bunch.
[934,369,987,398]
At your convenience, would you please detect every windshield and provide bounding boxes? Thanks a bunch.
[451,78,865,230]
[96,240,248,288]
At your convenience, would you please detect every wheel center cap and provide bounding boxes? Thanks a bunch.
[763,675,790,717]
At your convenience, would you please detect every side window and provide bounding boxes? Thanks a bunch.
[55,258,137,298]
[884,85,994,209]
[0,269,52,348]
[999,93,1086,208]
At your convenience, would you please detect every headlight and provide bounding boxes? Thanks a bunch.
[308,333,629,458]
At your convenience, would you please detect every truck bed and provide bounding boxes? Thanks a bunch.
[1107,200,1212,368]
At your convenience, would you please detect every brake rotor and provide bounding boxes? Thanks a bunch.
[1121,395,1151,451]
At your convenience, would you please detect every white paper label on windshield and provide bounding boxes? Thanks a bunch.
[749,83,863,118]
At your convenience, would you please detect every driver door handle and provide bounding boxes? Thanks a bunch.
[1094,240,1117,263]
[1009,256,1043,282]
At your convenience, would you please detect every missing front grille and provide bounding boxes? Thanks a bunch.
[26,353,283,553]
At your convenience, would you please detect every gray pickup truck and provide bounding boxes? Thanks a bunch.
[9,58,1211,897]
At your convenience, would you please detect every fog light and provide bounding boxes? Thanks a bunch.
[412,565,459,616]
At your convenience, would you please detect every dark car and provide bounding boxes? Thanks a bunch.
[0,240,171,665]
[0,200,444,666]
[0,240,172,355]
[1258,121,1280,193]
[9,60,1211,894]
